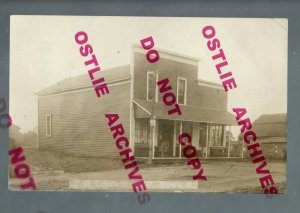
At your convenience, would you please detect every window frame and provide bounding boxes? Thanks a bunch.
[45,114,52,137]
[177,76,187,105]
[147,71,158,102]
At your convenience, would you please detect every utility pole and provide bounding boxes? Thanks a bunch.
[148,67,158,165]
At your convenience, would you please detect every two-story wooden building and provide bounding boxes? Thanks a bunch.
[37,45,236,159]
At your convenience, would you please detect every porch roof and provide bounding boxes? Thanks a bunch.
[133,99,237,125]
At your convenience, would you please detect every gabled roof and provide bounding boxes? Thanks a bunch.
[254,113,287,124]
[37,65,130,96]
[133,99,236,125]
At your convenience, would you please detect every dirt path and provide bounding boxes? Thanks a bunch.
[9,161,286,193]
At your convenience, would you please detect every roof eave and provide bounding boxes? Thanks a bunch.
[36,75,131,96]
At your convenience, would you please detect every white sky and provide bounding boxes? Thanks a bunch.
[10,16,287,137]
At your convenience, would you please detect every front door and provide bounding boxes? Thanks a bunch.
[156,120,174,157]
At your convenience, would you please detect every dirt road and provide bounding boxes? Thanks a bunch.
[9,161,286,193]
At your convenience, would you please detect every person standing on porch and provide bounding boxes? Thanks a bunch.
[160,140,169,157]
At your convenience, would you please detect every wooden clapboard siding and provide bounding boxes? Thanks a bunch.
[133,52,227,111]
[38,81,131,157]
[193,84,227,111]
[253,123,286,138]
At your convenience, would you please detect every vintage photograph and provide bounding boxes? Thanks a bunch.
[9,16,287,193]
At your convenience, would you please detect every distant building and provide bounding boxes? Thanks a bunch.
[253,113,287,159]
[9,124,22,149]
[240,113,287,160]
[9,124,38,149]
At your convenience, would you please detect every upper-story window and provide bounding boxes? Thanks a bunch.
[147,71,157,101]
[177,77,187,105]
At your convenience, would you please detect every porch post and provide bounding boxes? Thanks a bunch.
[148,68,157,164]
[152,117,156,159]
[205,123,209,158]
[173,120,176,157]
[179,121,183,159]
[227,126,231,158]
[148,117,156,164]
[241,140,244,158]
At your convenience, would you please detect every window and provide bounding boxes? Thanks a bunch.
[211,125,223,146]
[46,114,52,137]
[147,72,155,101]
[177,77,187,105]
[199,123,208,147]
[135,119,149,144]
